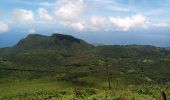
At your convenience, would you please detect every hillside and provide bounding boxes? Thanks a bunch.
[0,33,170,79]
[0,33,170,99]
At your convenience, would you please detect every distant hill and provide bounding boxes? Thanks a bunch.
[15,33,91,50]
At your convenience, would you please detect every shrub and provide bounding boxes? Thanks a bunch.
[130,87,153,95]
[74,88,96,98]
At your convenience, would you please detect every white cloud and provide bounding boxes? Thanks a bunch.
[0,21,9,32]
[28,29,36,34]
[109,14,149,31]
[64,14,150,32]
[151,22,170,27]
[63,16,106,31]
[38,8,53,22]
[13,9,34,23]
[52,0,86,31]
[89,16,105,31]
[69,22,85,31]
[55,0,85,21]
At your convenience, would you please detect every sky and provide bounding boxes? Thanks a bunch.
[0,0,170,47]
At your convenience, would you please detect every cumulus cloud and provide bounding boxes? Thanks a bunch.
[60,14,150,32]
[51,0,86,31]
[69,22,85,31]
[55,0,85,21]
[36,1,158,32]
[109,14,149,31]
[0,21,9,32]
[62,16,105,31]
[89,16,105,31]
[38,8,53,22]
[13,9,34,23]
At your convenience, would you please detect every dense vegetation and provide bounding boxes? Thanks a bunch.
[0,33,170,100]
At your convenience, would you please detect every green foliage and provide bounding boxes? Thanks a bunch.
[0,79,168,100]
[100,96,121,100]
[1,90,66,100]
[130,87,153,95]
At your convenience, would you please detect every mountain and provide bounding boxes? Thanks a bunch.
[15,33,92,50]
[0,33,170,84]
[0,33,169,67]
[0,33,94,69]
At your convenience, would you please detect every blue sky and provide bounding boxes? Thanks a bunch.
[0,0,170,47]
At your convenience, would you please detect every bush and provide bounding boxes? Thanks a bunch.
[74,88,96,98]
[101,96,121,100]
[130,87,153,95]
[0,90,67,100]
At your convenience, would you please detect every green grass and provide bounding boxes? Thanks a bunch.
[0,78,169,100]
[0,78,71,98]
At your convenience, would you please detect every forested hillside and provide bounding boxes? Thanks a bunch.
[0,34,170,100]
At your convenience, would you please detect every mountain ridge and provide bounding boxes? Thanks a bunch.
[0,33,168,56]
[13,33,92,50]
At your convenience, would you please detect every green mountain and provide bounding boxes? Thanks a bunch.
[0,33,170,99]
[0,33,170,84]
[15,33,91,50]
[0,34,93,68]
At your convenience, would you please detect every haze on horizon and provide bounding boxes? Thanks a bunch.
[0,0,170,47]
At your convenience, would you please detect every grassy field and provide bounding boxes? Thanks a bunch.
[0,77,169,100]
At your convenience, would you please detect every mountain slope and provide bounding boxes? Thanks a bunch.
[0,33,94,69]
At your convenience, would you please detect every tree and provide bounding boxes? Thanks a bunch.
[98,57,112,90]
[105,58,111,90]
